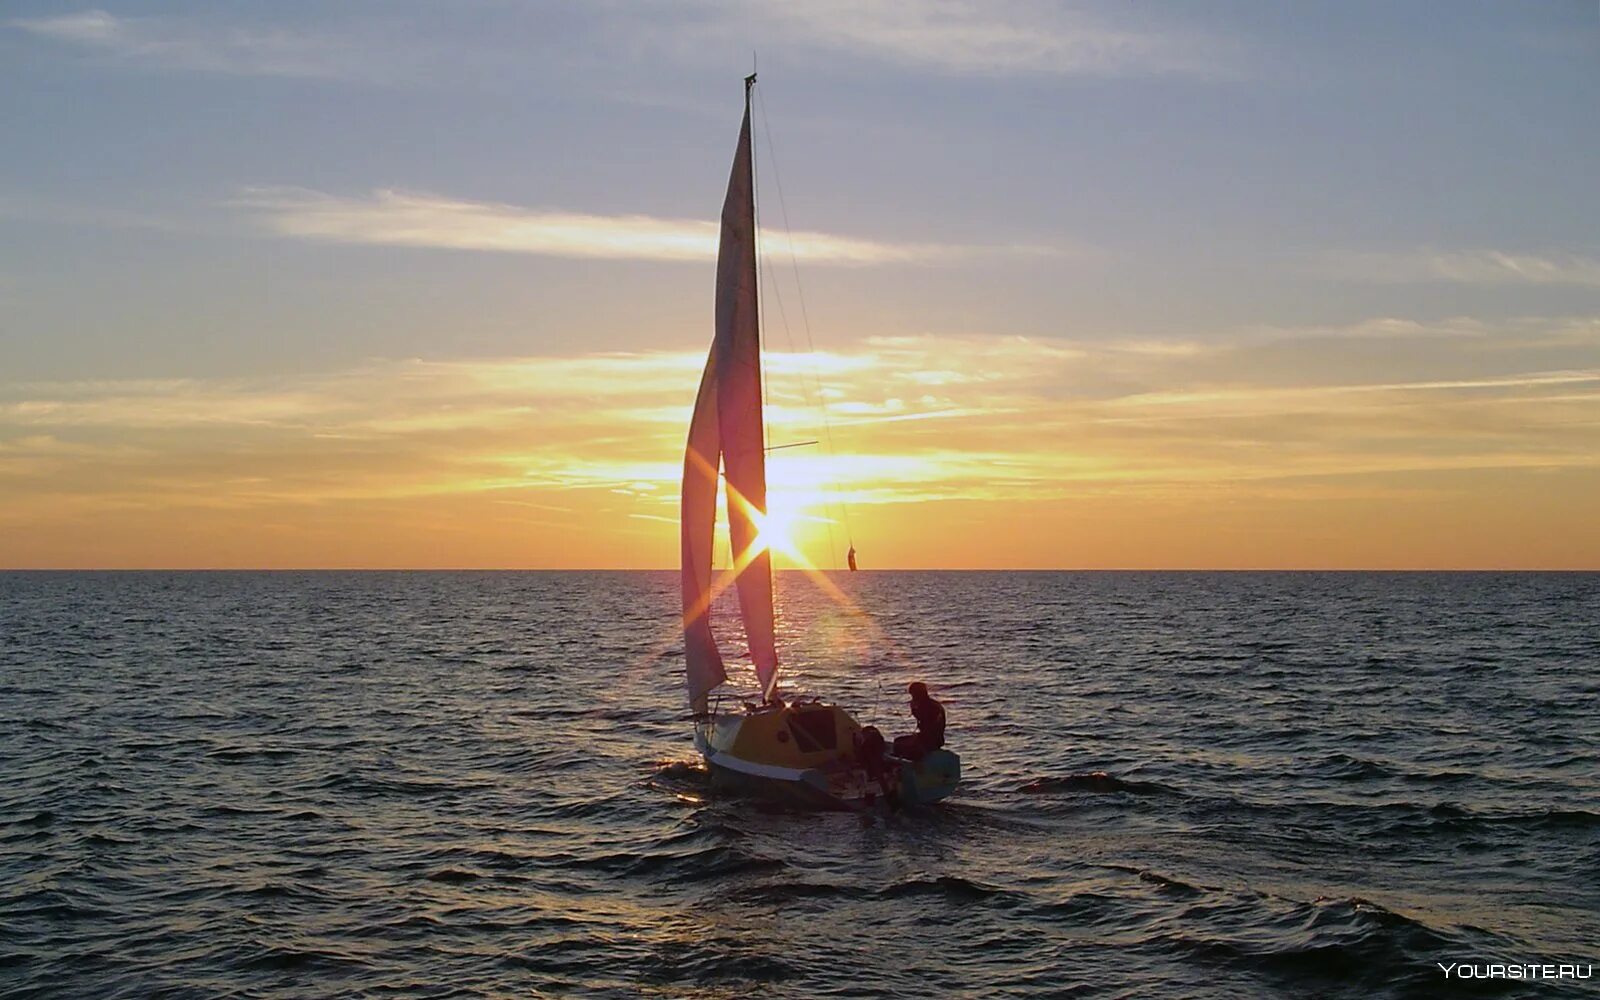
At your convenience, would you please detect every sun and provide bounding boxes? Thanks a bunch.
[748,484,830,565]
[752,503,804,561]
[725,475,834,569]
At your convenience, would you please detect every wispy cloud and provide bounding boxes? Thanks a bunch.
[669,0,1237,79]
[233,186,1036,264]
[10,10,118,45]
[1323,249,1600,287]
[12,3,1237,87]
[5,315,1598,497]
[9,9,369,80]
[1105,370,1600,412]
[4,315,1598,566]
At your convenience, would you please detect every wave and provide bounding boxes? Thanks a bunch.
[879,874,1011,903]
[239,945,369,973]
[649,760,711,786]
[1306,752,1393,781]
[205,746,299,763]
[731,874,1018,909]
[201,804,279,817]
[730,880,858,904]
[1398,768,1478,785]
[0,889,112,923]
[1017,770,1600,841]
[5,569,1592,999]
[82,832,137,847]
[235,880,328,901]
[424,868,482,884]
[1,828,52,845]
[315,771,491,798]
[1018,771,1176,796]
[1404,804,1600,835]
[1135,868,1205,899]
[1149,896,1489,998]
[627,845,788,882]
[463,848,533,870]
[1526,808,1600,830]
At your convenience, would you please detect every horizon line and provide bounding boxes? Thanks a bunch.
[2,566,1596,573]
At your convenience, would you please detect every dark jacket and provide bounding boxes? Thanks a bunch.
[911,696,946,749]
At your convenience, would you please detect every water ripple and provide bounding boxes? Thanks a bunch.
[1,569,1596,998]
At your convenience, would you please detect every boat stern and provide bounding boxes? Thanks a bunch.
[897,748,961,805]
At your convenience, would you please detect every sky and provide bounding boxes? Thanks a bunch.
[1,1,1597,569]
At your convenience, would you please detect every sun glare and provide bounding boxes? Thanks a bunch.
[752,503,805,561]
[745,482,836,566]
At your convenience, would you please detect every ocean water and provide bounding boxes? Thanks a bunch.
[2,570,1597,999]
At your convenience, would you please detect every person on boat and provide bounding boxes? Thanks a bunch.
[892,682,945,760]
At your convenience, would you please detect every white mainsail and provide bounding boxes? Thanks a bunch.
[682,76,779,712]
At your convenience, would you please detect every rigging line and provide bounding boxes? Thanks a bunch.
[753,86,840,572]
[752,145,836,571]
[749,81,769,459]
[755,85,855,553]
[759,209,838,572]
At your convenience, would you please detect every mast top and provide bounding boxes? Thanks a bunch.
[744,72,757,99]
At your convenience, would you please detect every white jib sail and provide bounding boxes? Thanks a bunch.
[681,348,725,714]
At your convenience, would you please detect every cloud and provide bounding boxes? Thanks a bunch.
[12,3,1236,89]
[9,9,368,80]
[233,186,1034,264]
[1323,249,1600,287]
[4,315,1598,524]
[665,0,1237,79]
[1109,369,1600,411]
[10,9,118,45]
[6,317,1600,566]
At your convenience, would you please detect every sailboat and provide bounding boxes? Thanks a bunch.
[681,75,960,810]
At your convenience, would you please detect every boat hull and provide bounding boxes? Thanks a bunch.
[701,753,854,810]
[694,702,959,811]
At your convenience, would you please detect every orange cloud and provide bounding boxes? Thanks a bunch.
[2,316,1597,568]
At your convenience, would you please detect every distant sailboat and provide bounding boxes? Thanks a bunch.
[682,76,958,809]
[847,546,858,572]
